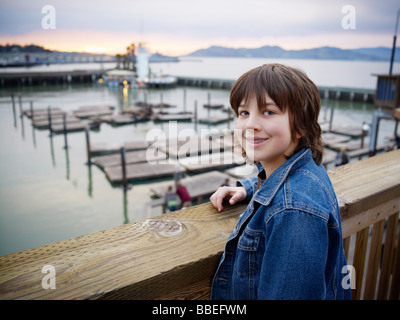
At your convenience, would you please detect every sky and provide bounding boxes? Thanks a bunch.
[0,0,399,56]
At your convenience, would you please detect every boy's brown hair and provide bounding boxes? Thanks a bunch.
[230,63,323,165]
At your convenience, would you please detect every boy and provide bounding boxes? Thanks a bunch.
[210,64,351,300]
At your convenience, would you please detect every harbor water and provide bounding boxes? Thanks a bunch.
[0,57,398,256]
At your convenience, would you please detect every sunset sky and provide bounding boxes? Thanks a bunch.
[0,0,399,56]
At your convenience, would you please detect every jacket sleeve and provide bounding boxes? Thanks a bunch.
[237,176,258,201]
[257,209,329,299]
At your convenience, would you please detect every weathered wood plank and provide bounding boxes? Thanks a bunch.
[154,137,222,158]
[178,152,245,173]
[363,219,385,300]
[104,162,184,183]
[352,227,369,300]
[328,150,400,221]
[23,107,65,119]
[377,213,399,299]
[93,150,167,169]
[90,141,149,156]
[150,170,232,199]
[389,224,400,299]
[0,202,247,299]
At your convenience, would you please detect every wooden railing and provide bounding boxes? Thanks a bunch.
[0,150,399,300]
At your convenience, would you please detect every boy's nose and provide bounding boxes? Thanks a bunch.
[245,114,262,130]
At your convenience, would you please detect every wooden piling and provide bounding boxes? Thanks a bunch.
[63,113,68,150]
[18,94,23,118]
[29,101,34,123]
[120,145,127,189]
[47,106,53,137]
[85,126,91,165]
[11,93,16,126]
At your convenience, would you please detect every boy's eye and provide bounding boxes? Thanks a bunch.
[264,110,275,116]
[239,110,249,116]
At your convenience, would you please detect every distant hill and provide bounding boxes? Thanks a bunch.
[0,44,51,53]
[186,45,400,61]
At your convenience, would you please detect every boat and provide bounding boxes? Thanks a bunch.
[102,69,137,88]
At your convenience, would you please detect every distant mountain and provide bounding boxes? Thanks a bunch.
[186,45,400,62]
[0,44,51,53]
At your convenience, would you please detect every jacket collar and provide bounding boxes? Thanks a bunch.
[253,148,312,206]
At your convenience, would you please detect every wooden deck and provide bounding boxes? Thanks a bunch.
[23,107,66,119]
[330,125,363,139]
[322,132,351,147]
[32,116,82,130]
[104,162,183,183]
[73,106,114,119]
[153,112,194,122]
[178,151,245,173]
[199,116,230,125]
[93,150,167,169]
[149,170,232,200]
[203,104,224,109]
[89,141,149,156]
[50,120,99,134]
[153,138,222,158]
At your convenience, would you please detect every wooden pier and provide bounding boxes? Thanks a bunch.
[152,111,194,122]
[199,115,230,125]
[104,162,182,184]
[73,105,114,119]
[148,170,233,212]
[178,151,245,173]
[153,137,223,158]
[50,120,100,134]
[93,150,167,169]
[89,141,149,156]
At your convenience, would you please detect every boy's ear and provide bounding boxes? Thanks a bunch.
[295,132,302,140]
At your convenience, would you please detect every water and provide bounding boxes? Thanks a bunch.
[0,58,397,256]
[151,57,400,89]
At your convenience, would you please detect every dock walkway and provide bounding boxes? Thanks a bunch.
[104,162,182,184]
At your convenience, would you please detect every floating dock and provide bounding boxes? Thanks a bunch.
[93,150,167,169]
[89,141,149,156]
[73,105,114,119]
[149,170,232,200]
[50,120,99,134]
[178,151,245,173]
[153,111,194,122]
[153,137,223,158]
[104,162,183,184]
[199,115,230,125]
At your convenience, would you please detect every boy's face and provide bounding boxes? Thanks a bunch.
[235,94,300,175]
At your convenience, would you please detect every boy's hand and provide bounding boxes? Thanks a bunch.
[210,186,247,212]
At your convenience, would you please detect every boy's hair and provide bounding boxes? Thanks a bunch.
[230,63,323,165]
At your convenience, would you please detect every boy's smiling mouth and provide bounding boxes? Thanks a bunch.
[245,136,269,147]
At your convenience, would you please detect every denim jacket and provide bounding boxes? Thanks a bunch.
[211,148,351,300]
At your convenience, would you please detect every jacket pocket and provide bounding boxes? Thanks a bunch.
[237,231,260,251]
[235,231,261,277]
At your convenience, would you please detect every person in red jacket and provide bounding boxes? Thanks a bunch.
[176,181,192,208]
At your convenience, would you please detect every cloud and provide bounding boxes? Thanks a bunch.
[0,0,399,55]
